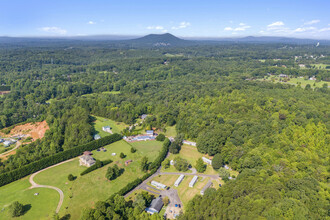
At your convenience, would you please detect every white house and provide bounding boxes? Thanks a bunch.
[151,181,167,189]
[174,174,184,187]
[79,155,96,167]
[202,157,212,165]
[146,130,154,136]
[145,197,164,214]
[189,176,198,188]
[182,140,196,146]
[102,126,111,133]
[94,134,101,140]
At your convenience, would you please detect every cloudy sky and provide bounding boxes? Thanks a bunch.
[1,0,330,39]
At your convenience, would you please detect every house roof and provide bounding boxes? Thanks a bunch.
[149,197,164,213]
[83,151,92,156]
[103,126,111,129]
[80,155,96,165]
[146,130,154,134]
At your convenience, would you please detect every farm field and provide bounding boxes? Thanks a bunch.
[0,177,59,220]
[33,140,162,219]
[260,76,328,88]
[92,115,127,137]
[163,144,217,175]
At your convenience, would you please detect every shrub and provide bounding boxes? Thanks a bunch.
[130,147,137,153]
[156,134,165,141]
[162,159,170,169]
[68,174,75,181]
[174,156,189,172]
[120,152,125,159]
[195,158,206,173]
[9,201,24,217]
[212,153,224,170]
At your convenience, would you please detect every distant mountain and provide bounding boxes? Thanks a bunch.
[128,33,192,47]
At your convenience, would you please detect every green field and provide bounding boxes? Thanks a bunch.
[0,178,59,220]
[261,76,328,88]
[164,125,177,137]
[163,144,218,175]
[33,140,163,219]
[311,63,330,69]
[92,115,127,137]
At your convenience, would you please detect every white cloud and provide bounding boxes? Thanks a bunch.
[39,27,67,35]
[224,24,251,32]
[161,29,168,33]
[171,21,191,30]
[88,21,96,25]
[224,27,233,31]
[147,26,164,30]
[267,21,284,28]
[293,27,316,33]
[304,20,320,25]
[319,27,330,32]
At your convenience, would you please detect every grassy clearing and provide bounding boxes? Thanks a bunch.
[164,125,177,137]
[0,178,59,220]
[92,115,127,137]
[163,145,217,175]
[260,76,328,88]
[311,63,330,69]
[33,140,162,219]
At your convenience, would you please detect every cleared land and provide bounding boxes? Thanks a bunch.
[33,140,162,219]
[260,76,328,88]
[0,178,59,220]
[92,115,127,137]
[164,125,177,137]
[0,121,49,140]
[163,144,217,175]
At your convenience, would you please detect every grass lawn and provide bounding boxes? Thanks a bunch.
[92,115,127,137]
[163,145,218,175]
[125,189,158,202]
[260,76,328,88]
[311,63,330,69]
[0,177,59,220]
[33,140,163,219]
[164,125,177,137]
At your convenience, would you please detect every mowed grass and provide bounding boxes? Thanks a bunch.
[163,145,217,175]
[0,178,59,220]
[92,115,127,137]
[151,174,217,210]
[260,76,328,88]
[33,140,163,219]
[164,125,177,137]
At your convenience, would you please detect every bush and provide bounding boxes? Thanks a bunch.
[195,158,206,173]
[106,164,121,180]
[9,201,24,217]
[0,133,122,187]
[174,156,189,172]
[120,152,125,159]
[212,153,224,170]
[156,134,165,141]
[162,159,170,169]
[68,174,75,181]
[130,147,137,153]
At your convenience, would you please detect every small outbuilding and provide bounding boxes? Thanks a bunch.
[146,130,154,136]
[202,157,212,165]
[174,174,184,187]
[200,181,213,195]
[189,176,198,188]
[94,134,101,140]
[151,181,167,189]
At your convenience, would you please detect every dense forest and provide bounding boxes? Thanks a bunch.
[0,40,329,219]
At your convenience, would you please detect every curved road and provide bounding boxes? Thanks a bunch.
[0,141,21,158]
[29,158,75,213]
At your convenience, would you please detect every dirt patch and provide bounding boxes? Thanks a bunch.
[0,150,16,160]
[0,121,49,140]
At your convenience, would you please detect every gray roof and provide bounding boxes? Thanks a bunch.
[80,155,96,166]
[201,181,213,194]
[149,197,164,213]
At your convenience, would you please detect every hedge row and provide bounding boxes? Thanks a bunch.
[108,138,170,201]
[80,159,113,176]
[0,133,122,187]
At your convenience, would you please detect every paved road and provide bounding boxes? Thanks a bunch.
[29,158,75,213]
[0,141,21,157]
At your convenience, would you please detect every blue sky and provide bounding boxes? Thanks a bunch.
[1,0,330,39]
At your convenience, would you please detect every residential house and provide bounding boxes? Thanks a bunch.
[94,134,101,140]
[3,140,13,147]
[200,182,213,195]
[189,176,198,188]
[141,114,148,120]
[309,76,316,80]
[145,196,164,214]
[146,130,154,136]
[174,174,184,187]
[202,157,212,165]
[151,181,167,189]
[182,140,196,146]
[79,154,96,167]
[279,74,288,78]
[102,126,111,133]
